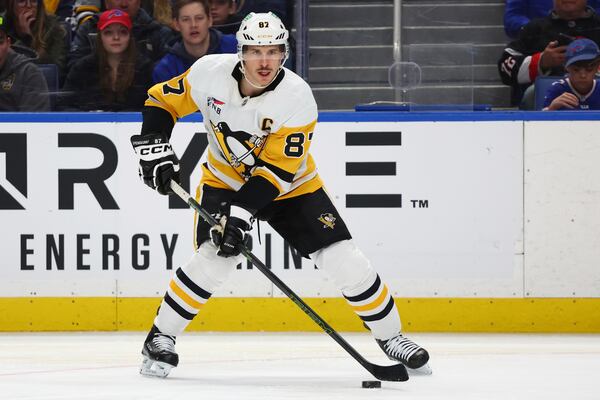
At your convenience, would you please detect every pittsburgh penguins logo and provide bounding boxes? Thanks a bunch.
[211,121,265,178]
[318,213,336,229]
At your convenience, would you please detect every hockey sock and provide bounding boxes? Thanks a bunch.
[343,273,401,341]
[310,239,402,340]
[154,242,239,336]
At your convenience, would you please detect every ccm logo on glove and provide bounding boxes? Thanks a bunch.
[139,144,173,156]
[131,133,181,196]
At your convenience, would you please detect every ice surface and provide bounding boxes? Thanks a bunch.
[1,332,599,399]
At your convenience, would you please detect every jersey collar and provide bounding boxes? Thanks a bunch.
[567,78,596,102]
[231,61,286,98]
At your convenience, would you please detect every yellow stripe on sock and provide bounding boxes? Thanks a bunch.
[351,285,389,312]
[169,280,204,310]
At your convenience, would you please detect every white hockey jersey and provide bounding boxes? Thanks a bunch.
[145,54,323,200]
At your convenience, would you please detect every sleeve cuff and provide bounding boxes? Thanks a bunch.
[529,52,542,81]
[231,175,280,215]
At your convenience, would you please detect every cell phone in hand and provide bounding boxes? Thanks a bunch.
[557,33,575,47]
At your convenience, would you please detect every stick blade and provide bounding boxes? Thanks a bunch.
[369,363,409,382]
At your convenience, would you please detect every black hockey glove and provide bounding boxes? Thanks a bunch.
[210,204,253,257]
[131,133,180,195]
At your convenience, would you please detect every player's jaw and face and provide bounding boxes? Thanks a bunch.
[241,44,285,88]
[100,23,131,55]
[175,2,211,47]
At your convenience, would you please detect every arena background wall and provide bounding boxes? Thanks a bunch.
[1,112,599,332]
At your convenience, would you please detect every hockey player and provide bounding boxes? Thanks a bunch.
[131,11,431,378]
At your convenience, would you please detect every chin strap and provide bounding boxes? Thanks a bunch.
[240,60,285,90]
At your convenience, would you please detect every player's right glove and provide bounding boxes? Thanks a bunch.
[210,204,253,257]
[131,133,180,195]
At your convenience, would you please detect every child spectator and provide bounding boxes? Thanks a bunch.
[152,0,235,83]
[58,9,152,110]
[68,0,174,67]
[0,11,50,110]
[543,38,600,110]
[498,0,600,107]
[5,0,67,73]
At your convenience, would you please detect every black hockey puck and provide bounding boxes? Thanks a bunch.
[361,380,381,388]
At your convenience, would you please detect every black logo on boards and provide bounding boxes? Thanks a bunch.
[0,133,27,210]
[0,132,208,210]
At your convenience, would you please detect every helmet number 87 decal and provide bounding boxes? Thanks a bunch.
[259,21,269,28]
[284,132,305,157]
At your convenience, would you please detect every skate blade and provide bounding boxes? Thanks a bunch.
[408,363,432,376]
[139,356,174,378]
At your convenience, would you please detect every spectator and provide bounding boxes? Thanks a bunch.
[498,0,600,108]
[543,38,600,109]
[5,0,67,73]
[0,12,50,110]
[58,9,152,110]
[68,0,175,67]
[210,0,241,34]
[152,0,235,83]
[504,0,600,38]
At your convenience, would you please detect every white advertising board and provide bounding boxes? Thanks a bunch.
[0,120,523,298]
[524,121,600,297]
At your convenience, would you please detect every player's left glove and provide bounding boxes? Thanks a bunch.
[131,133,180,195]
[210,204,253,257]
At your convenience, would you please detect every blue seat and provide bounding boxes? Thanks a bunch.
[534,76,563,110]
[38,64,59,110]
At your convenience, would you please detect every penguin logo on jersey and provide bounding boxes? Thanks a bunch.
[318,213,336,229]
[207,97,225,115]
[211,121,265,176]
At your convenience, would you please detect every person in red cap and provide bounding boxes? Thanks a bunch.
[68,0,175,69]
[57,9,153,110]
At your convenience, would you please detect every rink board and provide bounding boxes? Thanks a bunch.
[1,111,600,332]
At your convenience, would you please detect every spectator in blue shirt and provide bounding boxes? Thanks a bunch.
[504,0,600,38]
[543,38,600,110]
[152,0,236,83]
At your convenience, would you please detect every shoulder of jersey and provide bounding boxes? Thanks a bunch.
[268,68,317,127]
[279,67,314,100]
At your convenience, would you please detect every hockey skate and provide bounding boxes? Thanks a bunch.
[376,333,432,375]
[140,325,179,378]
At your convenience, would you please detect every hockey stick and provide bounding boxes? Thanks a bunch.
[169,181,408,382]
